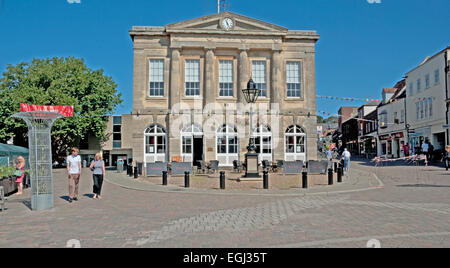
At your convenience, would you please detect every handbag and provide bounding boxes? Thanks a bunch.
[13,169,23,178]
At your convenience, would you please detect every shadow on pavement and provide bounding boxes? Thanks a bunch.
[351,157,447,169]
[396,184,450,188]
[22,200,32,210]
[59,196,71,202]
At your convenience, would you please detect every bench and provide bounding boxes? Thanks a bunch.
[0,186,5,212]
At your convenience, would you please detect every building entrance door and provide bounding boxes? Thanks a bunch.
[193,137,204,168]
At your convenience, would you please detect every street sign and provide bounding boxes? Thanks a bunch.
[443,125,450,129]
[307,161,329,175]
[284,161,303,175]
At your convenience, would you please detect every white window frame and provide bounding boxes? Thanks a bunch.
[219,60,234,97]
[428,98,433,118]
[420,101,424,119]
[144,125,167,164]
[285,125,306,162]
[185,59,200,97]
[216,125,239,167]
[149,59,165,97]
[425,73,430,89]
[435,69,440,85]
[252,125,273,163]
[416,102,420,120]
[252,61,267,98]
[286,61,302,98]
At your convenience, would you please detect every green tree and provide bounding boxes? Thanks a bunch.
[0,57,122,156]
[324,116,338,124]
[317,115,324,124]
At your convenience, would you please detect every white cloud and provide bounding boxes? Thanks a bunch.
[67,0,81,4]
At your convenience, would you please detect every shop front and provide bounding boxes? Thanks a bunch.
[379,132,405,158]
[409,128,431,155]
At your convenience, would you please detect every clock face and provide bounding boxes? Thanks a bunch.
[221,18,234,30]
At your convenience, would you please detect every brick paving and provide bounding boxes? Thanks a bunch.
[0,159,449,248]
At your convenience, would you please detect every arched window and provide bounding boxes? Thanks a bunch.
[144,125,167,163]
[252,125,273,162]
[285,125,306,161]
[216,125,239,166]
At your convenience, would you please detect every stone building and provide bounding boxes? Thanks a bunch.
[96,12,320,168]
[377,81,407,158]
[406,47,450,153]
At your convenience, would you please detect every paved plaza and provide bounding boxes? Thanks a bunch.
[0,159,449,248]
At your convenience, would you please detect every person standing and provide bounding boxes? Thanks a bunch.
[14,156,26,196]
[90,153,106,199]
[342,148,351,172]
[404,143,410,157]
[428,143,434,162]
[444,146,450,171]
[422,141,430,160]
[66,147,82,203]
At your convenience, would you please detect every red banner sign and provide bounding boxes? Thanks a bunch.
[379,132,404,141]
[20,104,74,117]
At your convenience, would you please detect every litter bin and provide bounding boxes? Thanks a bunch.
[137,162,143,176]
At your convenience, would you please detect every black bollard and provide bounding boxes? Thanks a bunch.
[337,167,343,183]
[184,171,190,188]
[334,162,338,173]
[162,171,168,186]
[220,171,226,190]
[263,170,269,190]
[302,171,308,189]
[328,168,334,185]
[134,167,138,179]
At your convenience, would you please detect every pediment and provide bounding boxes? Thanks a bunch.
[165,12,288,33]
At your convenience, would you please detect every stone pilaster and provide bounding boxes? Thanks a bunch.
[271,50,282,108]
[170,48,181,108]
[204,48,215,107]
[238,49,249,104]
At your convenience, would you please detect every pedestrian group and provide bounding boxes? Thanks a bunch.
[66,147,106,203]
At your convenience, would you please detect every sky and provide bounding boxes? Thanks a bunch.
[0,0,449,117]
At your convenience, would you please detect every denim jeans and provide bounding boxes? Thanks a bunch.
[344,158,350,172]
[93,174,104,195]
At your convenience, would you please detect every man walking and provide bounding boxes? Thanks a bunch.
[342,148,351,172]
[67,147,82,203]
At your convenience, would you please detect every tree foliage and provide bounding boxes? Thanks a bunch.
[0,57,122,156]
[317,115,338,124]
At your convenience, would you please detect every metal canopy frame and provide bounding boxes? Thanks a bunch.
[12,111,63,211]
